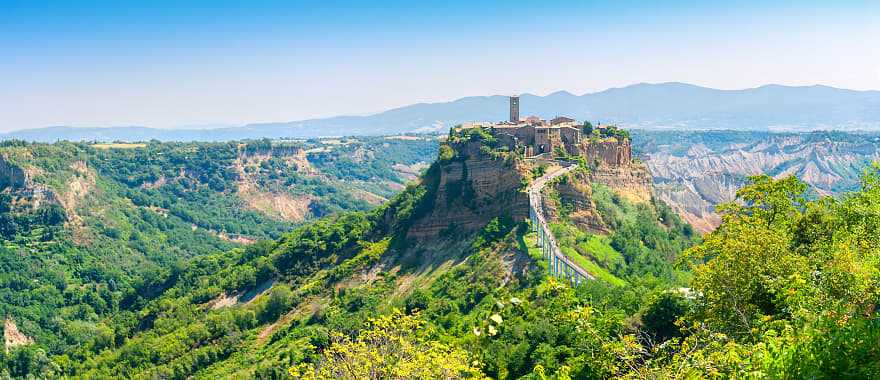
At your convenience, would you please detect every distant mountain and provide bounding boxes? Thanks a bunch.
[5,83,880,142]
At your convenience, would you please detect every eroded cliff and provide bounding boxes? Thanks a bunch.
[409,132,656,239]
[407,141,529,238]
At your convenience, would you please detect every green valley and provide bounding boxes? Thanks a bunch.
[0,136,436,371]
[1,127,878,379]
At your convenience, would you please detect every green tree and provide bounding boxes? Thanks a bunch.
[582,121,594,135]
[439,145,455,163]
[684,176,811,338]
[641,292,689,342]
[259,286,293,323]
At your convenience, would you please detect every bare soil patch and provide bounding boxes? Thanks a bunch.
[4,318,32,353]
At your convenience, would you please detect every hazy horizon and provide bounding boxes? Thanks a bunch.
[2,1,879,132]
[4,81,876,133]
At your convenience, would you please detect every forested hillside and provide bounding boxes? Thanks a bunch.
[0,130,697,378]
[2,132,878,378]
[0,136,436,371]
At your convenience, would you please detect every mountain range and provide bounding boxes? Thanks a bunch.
[5,83,880,142]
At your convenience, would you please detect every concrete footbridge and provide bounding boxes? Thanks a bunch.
[527,161,596,285]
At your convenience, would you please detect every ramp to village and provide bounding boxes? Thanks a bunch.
[527,162,595,285]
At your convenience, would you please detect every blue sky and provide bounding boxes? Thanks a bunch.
[1,0,878,131]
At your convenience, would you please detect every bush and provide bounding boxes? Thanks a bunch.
[641,292,690,341]
[258,286,294,323]
[438,145,455,163]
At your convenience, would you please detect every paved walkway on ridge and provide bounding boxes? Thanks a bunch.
[527,161,596,282]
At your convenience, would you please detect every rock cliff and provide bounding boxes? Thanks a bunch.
[579,138,633,166]
[543,171,608,234]
[0,155,28,191]
[587,162,653,205]
[410,134,655,239]
[408,142,529,238]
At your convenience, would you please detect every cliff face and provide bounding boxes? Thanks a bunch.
[587,162,653,205]
[540,158,653,235]
[408,142,529,238]
[0,155,29,191]
[0,154,61,211]
[580,138,633,166]
[543,172,608,234]
[640,132,880,233]
[410,135,655,239]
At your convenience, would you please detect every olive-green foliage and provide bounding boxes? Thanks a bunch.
[29,153,444,378]
[623,171,880,378]
[640,291,690,342]
[439,144,456,163]
[7,135,878,379]
[405,223,652,379]
[582,121,594,135]
[589,184,695,281]
[0,137,439,376]
[290,310,484,379]
[448,127,498,147]
[594,125,630,140]
[472,216,518,249]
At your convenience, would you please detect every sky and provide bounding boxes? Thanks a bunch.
[1,0,879,132]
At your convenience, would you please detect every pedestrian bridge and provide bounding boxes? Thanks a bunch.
[527,161,595,286]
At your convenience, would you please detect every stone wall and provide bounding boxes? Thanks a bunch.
[511,125,536,146]
[534,128,550,153]
[559,127,581,150]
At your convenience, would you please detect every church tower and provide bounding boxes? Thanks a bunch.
[509,95,520,123]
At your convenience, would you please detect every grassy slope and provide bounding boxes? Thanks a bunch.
[549,179,696,288]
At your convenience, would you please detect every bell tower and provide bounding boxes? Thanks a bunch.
[509,95,520,123]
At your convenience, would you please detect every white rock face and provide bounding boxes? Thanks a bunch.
[642,133,880,233]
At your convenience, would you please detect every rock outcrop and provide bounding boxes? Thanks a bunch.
[410,134,654,239]
[0,154,61,211]
[548,172,609,234]
[408,142,529,238]
[414,125,658,239]
[4,317,32,353]
[587,162,653,205]
[579,138,633,166]
[0,155,28,191]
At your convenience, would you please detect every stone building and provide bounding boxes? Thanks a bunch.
[550,116,575,125]
[459,96,631,166]
[509,95,520,123]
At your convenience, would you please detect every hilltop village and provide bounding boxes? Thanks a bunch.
[412,96,653,239]
[455,96,635,166]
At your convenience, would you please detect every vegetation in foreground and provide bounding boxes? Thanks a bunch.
[290,169,880,379]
